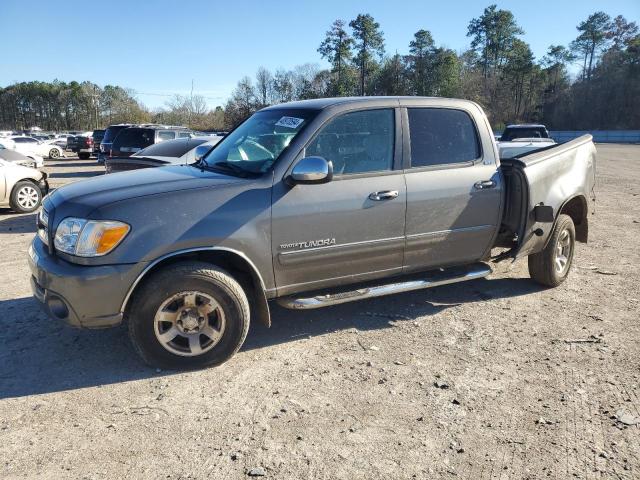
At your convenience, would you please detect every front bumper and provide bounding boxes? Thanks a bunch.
[28,238,147,329]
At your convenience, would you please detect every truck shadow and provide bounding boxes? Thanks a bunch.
[0,277,540,399]
[244,276,540,351]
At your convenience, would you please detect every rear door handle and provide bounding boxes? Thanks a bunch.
[474,180,496,190]
[369,190,399,201]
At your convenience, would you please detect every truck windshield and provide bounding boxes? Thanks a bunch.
[202,109,317,174]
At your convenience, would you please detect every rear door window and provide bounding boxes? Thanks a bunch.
[113,128,155,151]
[158,131,176,142]
[407,108,480,168]
[103,126,129,143]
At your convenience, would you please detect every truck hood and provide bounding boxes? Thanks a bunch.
[46,164,244,214]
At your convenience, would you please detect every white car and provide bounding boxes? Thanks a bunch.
[0,158,49,213]
[45,137,68,148]
[0,144,44,168]
[8,136,64,159]
[0,139,45,167]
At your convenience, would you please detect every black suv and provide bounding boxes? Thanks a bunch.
[110,125,193,158]
[98,124,136,163]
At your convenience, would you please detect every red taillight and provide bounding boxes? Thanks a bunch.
[88,138,93,145]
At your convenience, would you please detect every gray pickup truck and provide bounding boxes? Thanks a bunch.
[28,97,596,369]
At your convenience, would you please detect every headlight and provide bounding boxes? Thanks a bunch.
[54,217,130,257]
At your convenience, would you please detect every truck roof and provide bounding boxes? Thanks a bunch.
[262,96,481,111]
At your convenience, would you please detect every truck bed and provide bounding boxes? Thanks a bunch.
[495,134,597,259]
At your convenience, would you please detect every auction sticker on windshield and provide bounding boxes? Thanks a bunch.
[275,116,305,129]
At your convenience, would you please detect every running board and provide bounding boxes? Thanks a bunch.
[277,263,492,310]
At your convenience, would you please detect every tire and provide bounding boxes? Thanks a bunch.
[127,262,250,369]
[49,148,60,159]
[10,181,42,213]
[78,152,90,160]
[528,214,575,287]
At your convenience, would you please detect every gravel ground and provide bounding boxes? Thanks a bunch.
[0,145,638,479]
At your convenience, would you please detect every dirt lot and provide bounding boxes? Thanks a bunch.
[0,145,639,479]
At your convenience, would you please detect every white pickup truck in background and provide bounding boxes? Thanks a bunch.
[497,124,556,159]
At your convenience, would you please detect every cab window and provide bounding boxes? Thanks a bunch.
[306,109,394,175]
[408,108,480,168]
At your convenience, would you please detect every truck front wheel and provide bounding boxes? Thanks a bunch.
[528,214,576,287]
[127,262,250,369]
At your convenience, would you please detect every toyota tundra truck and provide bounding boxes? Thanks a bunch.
[28,97,596,369]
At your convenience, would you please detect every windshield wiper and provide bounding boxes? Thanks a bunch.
[208,161,255,178]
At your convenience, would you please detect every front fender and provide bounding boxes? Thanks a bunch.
[87,178,275,290]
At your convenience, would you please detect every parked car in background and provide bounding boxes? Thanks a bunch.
[0,137,16,150]
[7,136,64,159]
[31,135,51,141]
[98,124,135,163]
[0,144,44,168]
[498,124,555,158]
[28,97,596,369]
[92,129,105,155]
[498,137,556,159]
[110,125,193,158]
[105,136,222,173]
[45,137,69,149]
[0,157,48,213]
[499,124,550,142]
[68,134,95,159]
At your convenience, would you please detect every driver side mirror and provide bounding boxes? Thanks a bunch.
[194,145,211,162]
[288,156,333,185]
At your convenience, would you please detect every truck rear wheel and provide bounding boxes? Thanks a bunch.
[127,262,250,369]
[528,214,575,287]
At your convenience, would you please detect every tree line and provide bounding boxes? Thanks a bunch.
[0,80,228,132]
[0,81,149,131]
[225,7,639,130]
[1,6,638,132]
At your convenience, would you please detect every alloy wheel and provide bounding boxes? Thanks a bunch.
[554,229,572,274]
[154,291,226,357]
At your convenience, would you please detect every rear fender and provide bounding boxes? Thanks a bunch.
[544,194,589,247]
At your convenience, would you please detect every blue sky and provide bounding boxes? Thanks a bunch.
[1,0,638,109]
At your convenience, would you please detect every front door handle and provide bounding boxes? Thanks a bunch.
[369,190,399,201]
[474,180,496,190]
